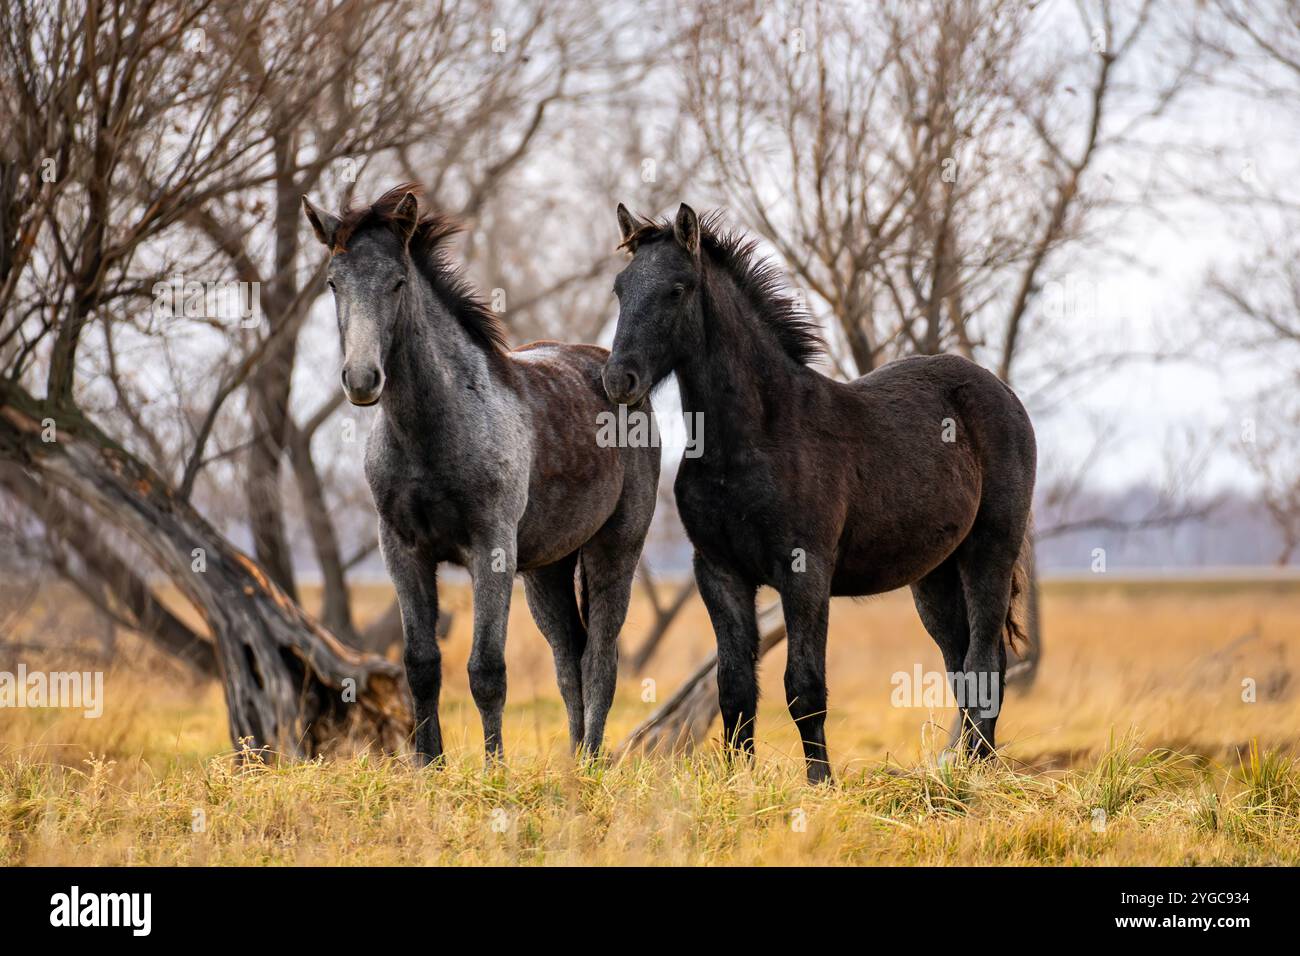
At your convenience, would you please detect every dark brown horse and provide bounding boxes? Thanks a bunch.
[603,203,1036,784]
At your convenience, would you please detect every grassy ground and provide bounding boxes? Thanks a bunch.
[1,578,1298,865]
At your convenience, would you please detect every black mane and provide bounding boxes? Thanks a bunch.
[335,183,509,355]
[622,212,824,366]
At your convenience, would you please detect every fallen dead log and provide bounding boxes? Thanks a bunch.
[616,602,786,757]
[0,384,409,757]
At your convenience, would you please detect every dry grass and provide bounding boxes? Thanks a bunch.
[1,577,1298,865]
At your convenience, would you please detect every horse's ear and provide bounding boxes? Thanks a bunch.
[616,202,638,247]
[302,196,341,249]
[674,203,700,257]
[393,191,420,243]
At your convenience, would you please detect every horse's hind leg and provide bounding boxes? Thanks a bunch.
[575,524,641,758]
[523,552,587,752]
[954,527,1019,759]
[909,556,973,756]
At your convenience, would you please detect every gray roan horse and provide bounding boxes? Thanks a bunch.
[303,184,660,764]
[603,203,1037,784]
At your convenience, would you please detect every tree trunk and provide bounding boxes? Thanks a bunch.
[240,129,308,603]
[0,383,408,757]
[286,419,358,646]
[246,370,299,600]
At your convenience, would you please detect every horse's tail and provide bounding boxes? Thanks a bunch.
[577,554,590,631]
[1004,522,1034,657]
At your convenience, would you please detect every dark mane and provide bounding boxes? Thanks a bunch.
[620,212,824,366]
[334,183,509,355]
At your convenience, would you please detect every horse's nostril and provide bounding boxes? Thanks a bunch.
[623,370,640,400]
[342,366,381,397]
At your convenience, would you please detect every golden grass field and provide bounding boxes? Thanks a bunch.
[2,576,1299,865]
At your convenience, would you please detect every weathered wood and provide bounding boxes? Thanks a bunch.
[285,417,359,647]
[0,385,409,757]
[616,601,786,757]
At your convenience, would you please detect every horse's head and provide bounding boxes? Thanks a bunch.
[603,202,702,406]
[302,188,420,406]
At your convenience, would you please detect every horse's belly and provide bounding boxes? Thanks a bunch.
[830,563,934,597]
[832,500,977,595]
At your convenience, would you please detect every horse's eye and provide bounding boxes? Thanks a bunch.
[393,278,405,292]
[327,279,336,292]
[671,283,685,298]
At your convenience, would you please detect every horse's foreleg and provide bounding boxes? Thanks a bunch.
[468,539,516,761]
[380,528,444,766]
[779,573,833,785]
[695,553,759,765]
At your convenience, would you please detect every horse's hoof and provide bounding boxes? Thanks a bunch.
[806,762,835,787]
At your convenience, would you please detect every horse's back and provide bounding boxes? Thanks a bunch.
[849,353,1034,476]
[509,340,614,405]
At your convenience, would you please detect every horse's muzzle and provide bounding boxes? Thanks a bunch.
[342,365,384,406]
[601,361,643,406]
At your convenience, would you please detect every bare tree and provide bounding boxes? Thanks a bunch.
[0,0,698,751]
[0,0,483,753]
[680,0,1201,382]
[1192,1,1300,563]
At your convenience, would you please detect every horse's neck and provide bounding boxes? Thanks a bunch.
[676,278,799,451]
[380,275,504,445]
